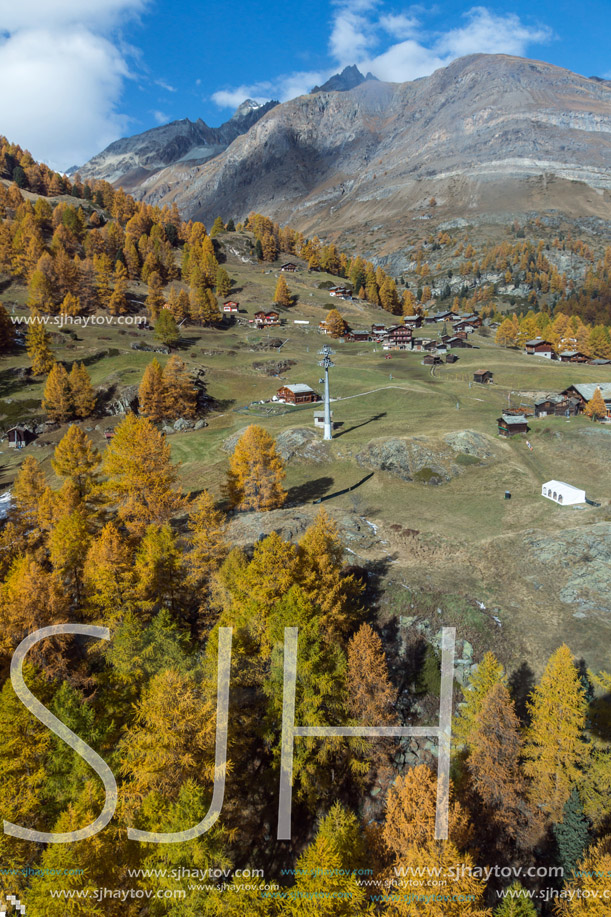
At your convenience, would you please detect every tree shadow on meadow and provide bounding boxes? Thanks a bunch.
[286,476,335,506]
[333,412,387,438]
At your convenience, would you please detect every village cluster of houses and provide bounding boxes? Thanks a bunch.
[495,382,611,437]
[318,310,483,357]
[524,337,611,365]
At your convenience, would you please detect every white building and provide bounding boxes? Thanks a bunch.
[541,480,586,506]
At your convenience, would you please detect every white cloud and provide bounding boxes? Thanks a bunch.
[154,78,177,93]
[378,12,420,40]
[152,110,169,124]
[0,0,146,168]
[330,0,380,68]
[212,4,553,113]
[211,69,330,111]
[360,6,554,82]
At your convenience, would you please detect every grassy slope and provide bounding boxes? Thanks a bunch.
[1,233,610,670]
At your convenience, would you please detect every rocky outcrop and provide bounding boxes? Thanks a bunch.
[356,431,495,483]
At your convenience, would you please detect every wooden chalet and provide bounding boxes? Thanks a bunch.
[6,426,35,448]
[473,369,494,384]
[534,395,579,417]
[589,358,611,365]
[559,350,588,363]
[445,353,459,364]
[329,286,352,297]
[384,326,413,349]
[344,330,372,342]
[423,354,443,365]
[432,310,454,323]
[525,338,554,356]
[452,320,478,333]
[497,414,529,436]
[561,383,611,417]
[371,322,386,336]
[280,262,298,272]
[254,310,280,326]
[223,301,239,313]
[276,384,319,405]
[403,314,423,329]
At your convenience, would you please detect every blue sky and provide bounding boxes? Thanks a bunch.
[0,0,609,169]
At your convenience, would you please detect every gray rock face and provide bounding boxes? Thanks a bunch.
[356,431,495,482]
[525,523,611,614]
[76,99,278,188]
[110,53,611,230]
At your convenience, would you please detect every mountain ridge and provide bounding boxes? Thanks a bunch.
[75,98,278,187]
[80,54,611,249]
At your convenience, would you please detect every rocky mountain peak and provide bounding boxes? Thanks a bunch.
[231,98,269,120]
[311,64,378,94]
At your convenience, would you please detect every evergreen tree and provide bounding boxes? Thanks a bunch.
[42,362,74,421]
[225,218,235,232]
[553,789,590,877]
[493,883,537,917]
[69,361,96,418]
[26,322,54,374]
[226,424,286,511]
[154,309,180,347]
[254,238,263,261]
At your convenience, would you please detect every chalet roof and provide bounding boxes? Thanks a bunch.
[474,369,492,375]
[499,413,527,425]
[590,359,611,365]
[525,338,553,346]
[282,384,316,394]
[566,383,611,401]
[559,350,585,357]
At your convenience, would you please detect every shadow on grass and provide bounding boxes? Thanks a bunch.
[287,476,335,506]
[0,366,31,398]
[334,412,387,438]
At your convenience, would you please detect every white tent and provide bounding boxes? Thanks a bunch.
[541,481,586,506]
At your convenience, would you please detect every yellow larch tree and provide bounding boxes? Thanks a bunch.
[102,412,185,536]
[42,362,74,422]
[26,322,54,374]
[523,645,588,822]
[226,424,286,511]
